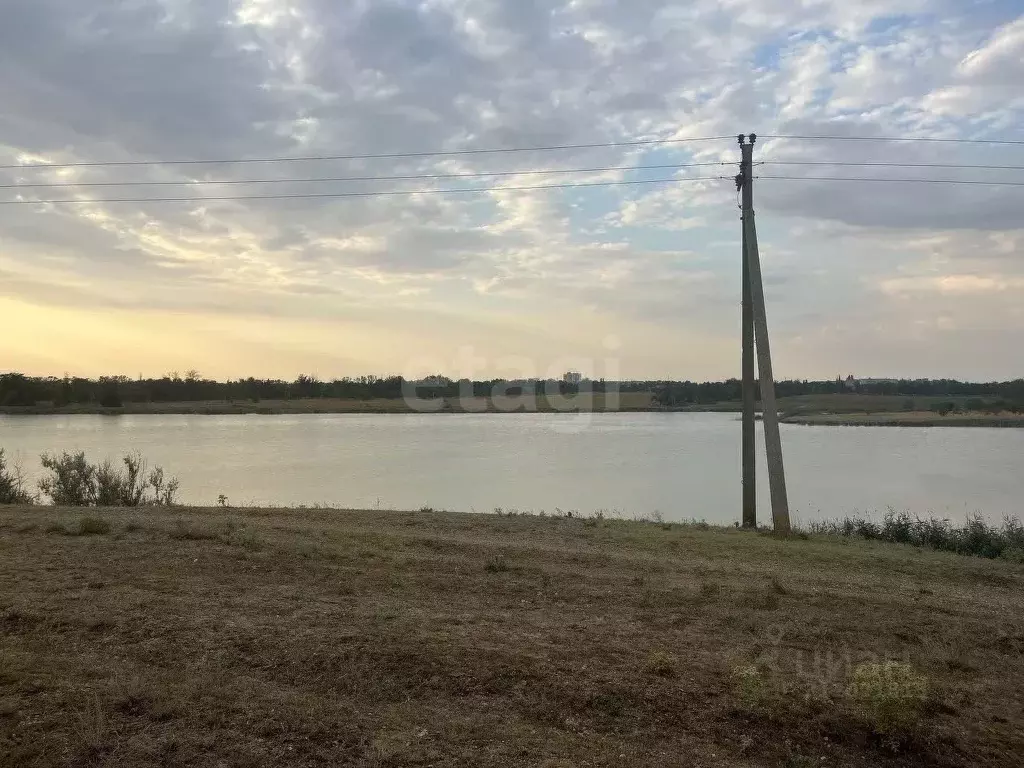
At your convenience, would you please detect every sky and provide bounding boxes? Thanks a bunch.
[1,0,1023,382]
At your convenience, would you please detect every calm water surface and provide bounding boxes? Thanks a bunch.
[1,413,1020,524]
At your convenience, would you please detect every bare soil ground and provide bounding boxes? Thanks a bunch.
[1,506,1022,767]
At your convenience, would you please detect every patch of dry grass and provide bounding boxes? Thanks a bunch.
[0,505,1022,766]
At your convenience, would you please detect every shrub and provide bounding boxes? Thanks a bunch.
[1001,547,1024,564]
[645,651,677,678]
[882,509,914,545]
[848,662,928,736]
[39,451,97,506]
[732,663,771,711]
[121,453,148,506]
[38,451,179,507]
[810,513,1024,560]
[95,453,148,507]
[146,467,180,507]
[0,449,34,504]
[1003,516,1024,549]
[955,514,1006,558]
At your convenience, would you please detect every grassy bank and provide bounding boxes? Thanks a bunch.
[0,393,655,416]
[4,392,1022,428]
[1,506,1022,767]
[773,394,1024,428]
[806,511,1024,560]
[783,411,1024,427]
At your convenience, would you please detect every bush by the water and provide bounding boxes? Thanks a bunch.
[0,449,180,507]
[0,449,34,504]
[38,451,180,507]
[809,509,1024,560]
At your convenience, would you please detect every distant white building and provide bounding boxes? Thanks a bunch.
[563,371,583,386]
[844,375,900,390]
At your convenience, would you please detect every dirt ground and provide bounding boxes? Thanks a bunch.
[1,506,1022,767]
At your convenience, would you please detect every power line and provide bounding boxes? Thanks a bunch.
[762,161,1024,171]
[763,134,1024,146]
[0,162,727,190]
[757,175,1024,187]
[0,175,727,206]
[5,133,1020,173]
[0,135,735,171]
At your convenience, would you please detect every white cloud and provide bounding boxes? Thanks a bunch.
[0,0,1022,378]
[924,16,1024,115]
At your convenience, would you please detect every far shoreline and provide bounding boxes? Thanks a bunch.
[2,398,1023,426]
[0,395,686,417]
[780,411,1024,428]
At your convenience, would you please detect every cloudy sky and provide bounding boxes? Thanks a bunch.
[1,0,1022,381]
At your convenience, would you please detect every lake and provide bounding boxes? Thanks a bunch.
[1,412,1020,524]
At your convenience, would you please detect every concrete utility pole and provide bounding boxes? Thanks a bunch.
[740,169,756,529]
[738,134,791,533]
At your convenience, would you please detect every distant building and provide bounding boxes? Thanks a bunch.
[563,371,583,386]
[844,375,900,391]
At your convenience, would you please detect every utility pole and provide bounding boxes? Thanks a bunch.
[739,134,791,533]
[740,160,756,529]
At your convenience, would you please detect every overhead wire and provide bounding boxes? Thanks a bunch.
[0,161,729,190]
[2,132,1020,174]
[760,161,1024,171]
[3,131,1023,206]
[6,173,1023,206]
[11,160,1023,191]
[756,175,1024,187]
[0,175,730,206]
[762,134,1024,146]
[0,135,736,171]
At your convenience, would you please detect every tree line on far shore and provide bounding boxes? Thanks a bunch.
[1,371,1023,409]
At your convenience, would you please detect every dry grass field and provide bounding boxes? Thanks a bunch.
[1,506,1022,767]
